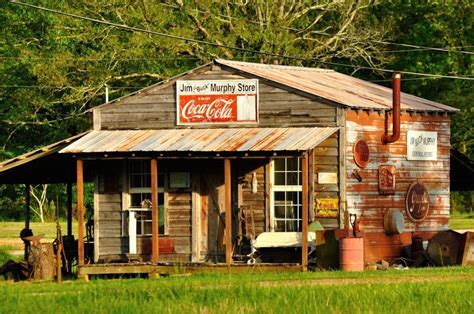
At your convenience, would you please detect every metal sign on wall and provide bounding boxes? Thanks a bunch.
[406,182,430,222]
[378,165,395,195]
[407,130,437,161]
[176,79,259,125]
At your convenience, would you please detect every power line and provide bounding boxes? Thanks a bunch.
[0,85,148,89]
[9,1,474,81]
[159,2,474,55]
[0,56,203,61]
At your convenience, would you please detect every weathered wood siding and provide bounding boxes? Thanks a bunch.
[96,66,337,130]
[346,110,450,261]
[97,160,192,262]
[238,160,267,238]
[313,134,340,229]
[96,161,127,260]
[136,189,192,262]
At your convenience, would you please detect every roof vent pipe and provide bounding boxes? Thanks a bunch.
[382,71,401,144]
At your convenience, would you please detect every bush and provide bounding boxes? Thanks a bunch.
[451,191,473,213]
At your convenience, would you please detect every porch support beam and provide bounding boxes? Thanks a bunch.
[24,183,30,259]
[67,182,73,237]
[224,159,232,265]
[151,158,159,263]
[301,153,309,271]
[24,183,30,230]
[76,159,85,266]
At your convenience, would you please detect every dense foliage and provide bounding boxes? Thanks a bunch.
[0,0,472,220]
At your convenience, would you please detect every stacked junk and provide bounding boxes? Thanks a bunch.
[338,71,474,271]
[338,212,474,272]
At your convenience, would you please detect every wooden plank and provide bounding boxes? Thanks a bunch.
[309,150,315,222]
[224,159,232,265]
[93,108,101,130]
[78,263,303,276]
[301,154,309,271]
[77,159,85,266]
[25,184,30,230]
[191,171,201,262]
[151,159,159,263]
[67,183,73,236]
[24,184,30,259]
[94,176,100,263]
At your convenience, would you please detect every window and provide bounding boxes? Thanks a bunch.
[128,160,166,235]
[271,158,303,232]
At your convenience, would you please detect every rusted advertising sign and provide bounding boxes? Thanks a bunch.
[176,79,259,125]
[378,165,395,195]
[316,198,339,218]
[353,138,370,168]
[407,130,437,161]
[406,182,430,222]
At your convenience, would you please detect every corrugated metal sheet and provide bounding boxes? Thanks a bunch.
[216,59,458,113]
[60,127,338,154]
[0,132,89,173]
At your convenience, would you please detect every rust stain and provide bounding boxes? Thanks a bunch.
[61,127,339,154]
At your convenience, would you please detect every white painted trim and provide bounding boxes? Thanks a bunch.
[128,210,137,254]
[269,160,275,232]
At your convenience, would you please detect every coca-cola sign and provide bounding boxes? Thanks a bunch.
[176,79,259,125]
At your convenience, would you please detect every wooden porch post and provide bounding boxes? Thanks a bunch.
[301,154,309,271]
[67,183,73,237]
[151,158,159,263]
[224,159,232,265]
[25,183,30,230]
[24,183,30,259]
[76,159,85,266]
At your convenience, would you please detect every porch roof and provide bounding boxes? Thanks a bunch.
[60,127,339,154]
[0,132,90,184]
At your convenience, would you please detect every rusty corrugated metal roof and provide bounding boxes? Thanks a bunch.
[0,132,89,173]
[60,127,338,154]
[216,59,458,112]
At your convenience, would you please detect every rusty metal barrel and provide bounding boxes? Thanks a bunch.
[383,209,404,235]
[339,237,364,271]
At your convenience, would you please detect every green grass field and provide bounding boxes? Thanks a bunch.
[0,221,78,239]
[449,211,474,230]
[0,267,472,313]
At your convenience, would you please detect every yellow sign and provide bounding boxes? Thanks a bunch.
[316,198,339,218]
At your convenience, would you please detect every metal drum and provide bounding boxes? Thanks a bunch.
[383,209,405,234]
[339,237,364,271]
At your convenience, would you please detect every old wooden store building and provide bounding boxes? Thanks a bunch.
[0,59,459,275]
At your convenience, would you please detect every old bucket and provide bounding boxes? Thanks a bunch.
[339,237,364,271]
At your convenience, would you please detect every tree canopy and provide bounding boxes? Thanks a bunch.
[0,0,472,219]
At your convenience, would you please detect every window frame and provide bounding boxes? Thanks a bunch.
[269,157,303,232]
[122,159,168,243]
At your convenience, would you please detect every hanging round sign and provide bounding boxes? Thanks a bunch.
[406,182,430,222]
[353,138,370,168]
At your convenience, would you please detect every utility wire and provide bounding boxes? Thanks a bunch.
[8,1,474,81]
[159,2,474,55]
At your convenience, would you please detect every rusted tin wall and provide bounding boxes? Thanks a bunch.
[346,110,451,262]
[96,66,337,130]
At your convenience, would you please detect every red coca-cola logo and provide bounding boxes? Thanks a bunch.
[179,95,237,123]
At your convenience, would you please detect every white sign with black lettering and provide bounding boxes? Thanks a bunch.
[407,130,437,161]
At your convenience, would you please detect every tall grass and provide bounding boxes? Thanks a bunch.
[0,246,15,265]
[0,267,472,313]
